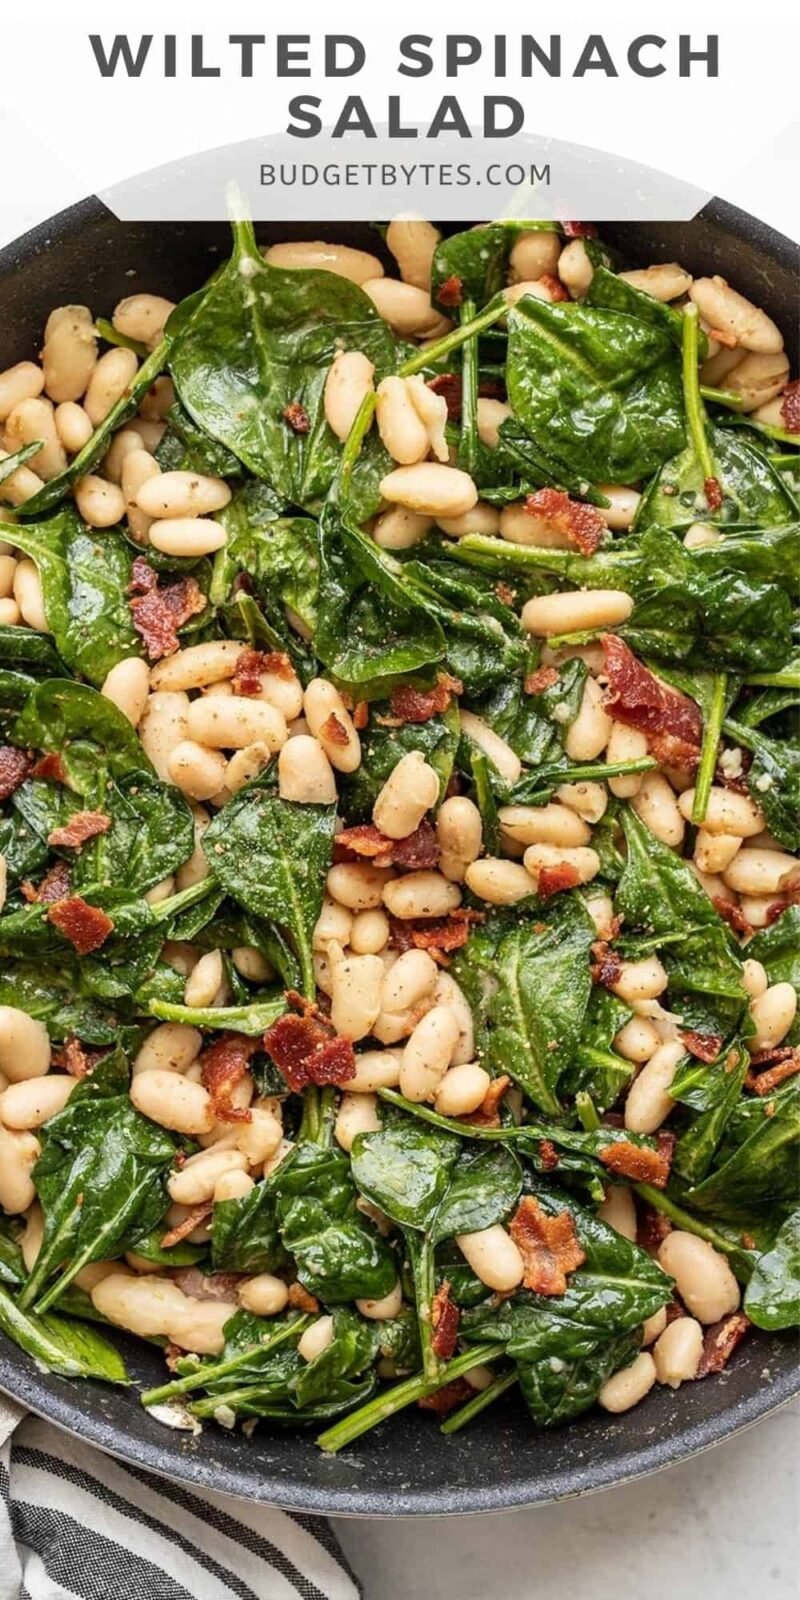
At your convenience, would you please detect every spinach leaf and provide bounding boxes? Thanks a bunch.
[746,908,800,1010]
[211,1180,286,1274]
[585,265,684,347]
[517,1329,641,1427]
[0,1283,128,1383]
[0,627,64,677]
[404,558,526,693]
[639,424,797,531]
[148,995,286,1036]
[339,702,460,821]
[671,1041,751,1186]
[156,400,243,477]
[0,441,44,484]
[683,1082,800,1223]
[12,678,150,780]
[723,717,800,851]
[4,512,140,685]
[223,498,320,640]
[744,1212,800,1330]
[432,222,557,308]
[271,1142,396,1303]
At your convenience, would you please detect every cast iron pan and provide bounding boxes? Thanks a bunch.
[0,196,797,1515]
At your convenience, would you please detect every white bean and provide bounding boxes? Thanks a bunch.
[598,1352,657,1413]
[434,1063,491,1117]
[500,502,571,549]
[658,1232,741,1324]
[437,502,501,538]
[614,1017,660,1064]
[372,507,433,550]
[741,958,768,1000]
[606,722,649,797]
[456,1225,524,1293]
[694,830,742,875]
[596,485,641,531]
[522,589,633,637]
[42,306,97,402]
[677,786,764,836]
[236,1104,284,1165]
[400,1005,460,1101]
[120,448,160,544]
[433,972,475,1066]
[5,397,66,480]
[103,428,145,483]
[437,795,483,880]
[0,599,20,624]
[168,740,228,801]
[476,398,511,450]
[723,848,797,896]
[509,230,561,282]
[133,1023,202,1077]
[0,1127,41,1213]
[466,858,535,906]
[85,347,138,425]
[150,640,244,693]
[642,1307,668,1346]
[113,293,175,348]
[598,1185,637,1242]
[340,1050,402,1095]
[224,742,270,795]
[459,710,521,786]
[619,263,692,302]
[324,350,375,442]
[74,474,125,528]
[237,1274,289,1317]
[148,517,226,557]
[557,239,594,298]
[0,455,44,508]
[349,909,390,956]
[362,278,444,337]
[563,678,612,763]
[749,983,797,1051]
[13,560,49,632]
[139,691,190,780]
[214,1170,255,1204]
[298,1316,335,1363]
[304,679,361,772]
[91,1273,228,1354]
[232,947,273,984]
[624,1040,685,1134]
[184,950,225,1009]
[0,854,6,914]
[130,1070,213,1135]
[277,736,337,804]
[386,218,441,290]
[632,773,685,848]
[381,949,439,1014]
[335,1091,381,1152]
[186,696,287,753]
[376,376,430,465]
[653,1317,704,1388]
[585,891,616,939]
[382,872,461,921]
[379,463,478,518]
[314,895,354,951]
[724,350,790,412]
[0,1007,52,1082]
[327,862,393,911]
[136,471,232,520]
[0,1074,75,1129]
[265,241,383,284]
[405,376,449,462]
[504,280,561,308]
[139,375,175,422]
[329,946,384,1041]
[373,751,439,840]
[54,401,93,454]
[689,276,783,354]
[523,843,600,888]
[555,781,608,823]
[0,361,44,421]
[168,1148,248,1206]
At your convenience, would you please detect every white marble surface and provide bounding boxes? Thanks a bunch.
[335,1399,798,1600]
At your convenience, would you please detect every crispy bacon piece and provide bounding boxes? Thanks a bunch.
[426,372,461,423]
[696,1312,750,1378]
[288,1282,320,1314]
[430,1281,460,1361]
[437,274,463,308]
[171,1267,240,1302]
[0,746,32,799]
[47,809,111,850]
[780,379,800,433]
[523,488,606,556]
[47,896,114,955]
[538,1139,560,1171]
[388,821,440,871]
[231,648,293,697]
[389,673,463,725]
[599,1139,671,1189]
[537,862,581,898]
[263,997,356,1092]
[712,897,752,938]
[353,700,369,731]
[283,402,310,432]
[463,1073,511,1130]
[51,1037,106,1079]
[335,820,440,871]
[590,939,623,989]
[160,1205,213,1250]
[704,476,723,512]
[636,1201,672,1255]
[746,1046,800,1096]
[509,1196,586,1297]
[418,1378,472,1415]
[524,665,559,696]
[602,635,703,769]
[200,1033,259,1123]
[129,555,206,661]
[495,581,516,607]
[537,273,570,303]
[561,221,598,238]
[21,860,72,905]
[320,711,349,747]
[680,1029,723,1063]
[388,908,483,959]
[31,752,68,784]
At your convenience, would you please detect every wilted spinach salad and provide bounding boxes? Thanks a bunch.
[0,216,797,1453]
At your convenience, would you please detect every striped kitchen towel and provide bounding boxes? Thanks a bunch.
[0,1398,361,1600]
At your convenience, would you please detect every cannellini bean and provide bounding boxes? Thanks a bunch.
[595,485,641,531]
[632,773,685,848]
[298,1315,336,1363]
[476,398,511,449]
[563,678,613,762]
[400,1005,460,1101]
[607,722,649,797]
[6,396,66,480]
[612,957,669,1006]
[436,796,483,881]
[405,376,448,462]
[456,1225,524,1293]
[139,374,175,421]
[375,375,430,464]
[0,598,20,623]
[614,1016,660,1063]
[373,751,439,840]
[619,263,692,301]
[500,501,572,549]
[741,958,768,1000]
[314,894,354,951]
[362,278,444,337]
[176,806,211,893]
[523,843,600,888]
[522,589,634,636]
[278,735,337,804]
[459,709,521,786]
[585,891,616,939]
[74,473,125,528]
[0,453,44,508]
[136,470,232,520]
[694,830,742,875]
[723,350,790,412]
[379,462,477,518]
[103,428,145,483]
[381,949,439,1014]
[162,942,201,977]
[0,1074,75,1129]
[435,1063,491,1118]
[168,740,228,801]
[465,858,535,906]
[121,448,160,544]
[265,240,383,283]
[653,1317,703,1388]
[335,1091,381,1152]
[340,1049,402,1095]
[236,1104,284,1165]
[509,229,561,282]
[133,1023,202,1077]
[184,950,225,1009]
[113,293,175,348]
[0,1126,41,1214]
[555,781,608,823]
[304,679,361,772]
[739,895,781,928]
[433,972,474,1066]
[150,640,244,692]
[139,691,190,780]
[237,1274,289,1317]
[382,871,461,920]
[327,862,393,911]
[641,1307,668,1346]
[355,1281,404,1322]
[232,947,273,984]
[324,350,375,442]
[0,1007,51,1081]
[349,908,390,956]
[749,983,797,1051]
[437,502,501,537]
[257,663,303,721]
[0,854,6,913]
[498,803,593,848]
[20,1204,44,1271]
[658,1232,740,1324]
[13,560,49,632]
[148,516,226,557]
[723,848,797,896]
[54,401,93,454]
[130,1070,214,1135]
[624,1040,685,1134]
[372,507,433,550]
[557,239,594,298]
[598,1185,637,1242]
[504,279,561,308]
[678,786,765,836]
[689,276,783,353]
[214,1170,255,1204]
[168,1148,248,1206]
[329,945,384,1041]
[85,347,138,425]
[386,217,441,290]
[598,1352,657,1413]
[0,361,44,420]
[42,306,97,402]
[186,695,287,753]
[224,742,270,796]
[683,522,722,550]
[91,1273,228,1354]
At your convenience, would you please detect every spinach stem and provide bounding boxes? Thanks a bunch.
[745,666,800,689]
[691,673,727,826]
[298,1085,321,1144]
[575,1091,601,1132]
[439,1370,518,1435]
[149,877,218,924]
[408,1233,441,1382]
[140,1316,309,1407]
[699,384,747,412]
[399,299,509,378]
[682,306,716,482]
[459,298,479,479]
[315,1342,498,1453]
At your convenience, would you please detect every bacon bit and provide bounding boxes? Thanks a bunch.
[590,939,623,989]
[779,379,800,433]
[21,860,72,905]
[602,635,703,769]
[129,556,206,661]
[171,1267,240,1301]
[47,896,114,955]
[51,1037,106,1079]
[320,711,349,747]
[437,274,463,308]
[163,1342,183,1373]
[523,488,606,556]
[696,1312,750,1378]
[524,665,560,696]
[283,402,310,433]
[537,862,581,898]
[352,700,369,731]
[31,752,68,784]
[389,672,463,726]
[231,648,293,697]
[0,746,32,799]
[200,1033,259,1123]
[427,372,461,422]
[599,1139,671,1189]
[160,1204,213,1250]
[746,1047,800,1096]
[333,823,389,861]
[707,325,738,350]
[430,1282,460,1361]
[495,581,516,607]
[712,897,752,938]
[263,998,356,1092]
[561,221,598,238]
[462,1073,512,1130]
[418,1378,472,1415]
[636,1202,672,1255]
[288,1282,320,1314]
[509,1196,586,1297]
[478,379,506,403]
[387,821,440,871]
[680,1028,724,1063]
[47,809,111,850]
[704,476,724,512]
[537,273,570,303]
[388,908,484,959]
[335,820,440,871]
[539,1139,560,1171]
[665,1298,687,1324]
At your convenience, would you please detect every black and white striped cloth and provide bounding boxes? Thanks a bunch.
[0,1398,361,1600]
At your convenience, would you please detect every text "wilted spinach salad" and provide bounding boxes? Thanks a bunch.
[0,216,797,1451]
